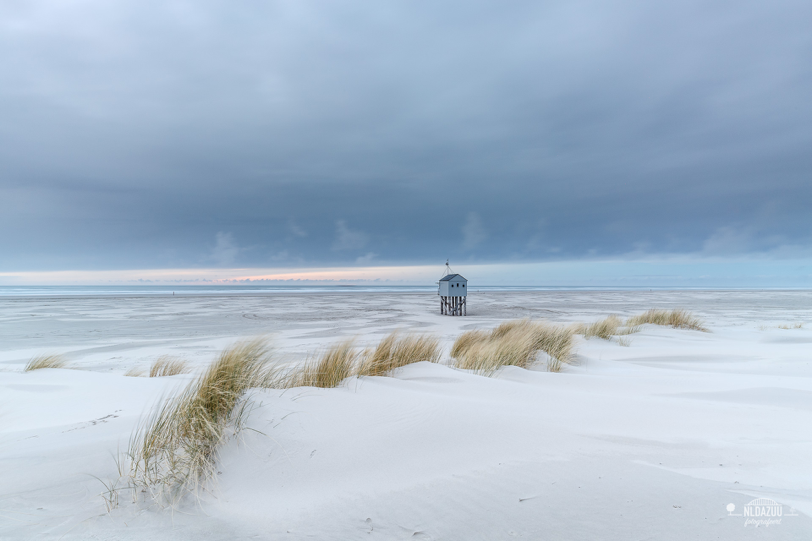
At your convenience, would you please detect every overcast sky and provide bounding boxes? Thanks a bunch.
[1,1,811,281]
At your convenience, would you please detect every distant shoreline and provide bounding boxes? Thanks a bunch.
[0,285,811,299]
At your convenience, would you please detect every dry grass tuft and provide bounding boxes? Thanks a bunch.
[449,329,490,359]
[451,319,575,375]
[121,339,276,505]
[24,354,67,372]
[616,336,632,347]
[577,315,640,345]
[534,325,577,372]
[149,356,190,378]
[273,333,441,388]
[778,322,804,330]
[290,340,359,388]
[626,309,708,332]
[357,332,441,377]
[124,367,145,377]
[582,315,622,340]
[490,319,531,339]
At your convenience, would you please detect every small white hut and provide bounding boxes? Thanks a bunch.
[438,272,467,316]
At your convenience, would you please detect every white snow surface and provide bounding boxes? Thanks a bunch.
[1,290,811,539]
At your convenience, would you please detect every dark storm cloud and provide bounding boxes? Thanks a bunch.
[1,0,811,270]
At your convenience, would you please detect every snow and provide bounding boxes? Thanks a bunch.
[1,290,811,539]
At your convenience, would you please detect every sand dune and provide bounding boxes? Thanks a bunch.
[1,290,811,539]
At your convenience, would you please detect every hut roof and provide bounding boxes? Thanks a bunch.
[439,274,466,281]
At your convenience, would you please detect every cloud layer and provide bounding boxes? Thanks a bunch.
[1,0,811,271]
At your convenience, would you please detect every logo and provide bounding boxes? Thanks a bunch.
[726,498,799,527]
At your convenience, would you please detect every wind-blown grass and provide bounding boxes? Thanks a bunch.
[270,333,441,387]
[582,315,622,340]
[149,356,190,377]
[577,315,640,345]
[626,309,708,332]
[122,339,276,505]
[24,354,67,372]
[289,339,359,388]
[451,319,575,375]
[357,332,441,377]
[778,322,804,330]
[449,330,490,359]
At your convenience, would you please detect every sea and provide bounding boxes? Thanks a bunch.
[0,285,800,298]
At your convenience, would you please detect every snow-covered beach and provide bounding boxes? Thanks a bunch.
[2,289,812,539]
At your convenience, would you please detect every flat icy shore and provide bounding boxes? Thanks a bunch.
[2,290,811,539]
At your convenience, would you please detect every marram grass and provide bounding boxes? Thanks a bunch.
[778,322,804,330]
[626,309,708,332]
[577,315,640,345]
[582,315,622,340]
[357,332,441,377]
[24,354,68,372]
[451,319,575,375]
[122,339,277,505]
[572,310,706,345]
[270,333,441,388]
[149,356,190,377]
[289,340,359,388]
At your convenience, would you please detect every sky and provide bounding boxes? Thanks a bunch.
[1,1,811,286]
